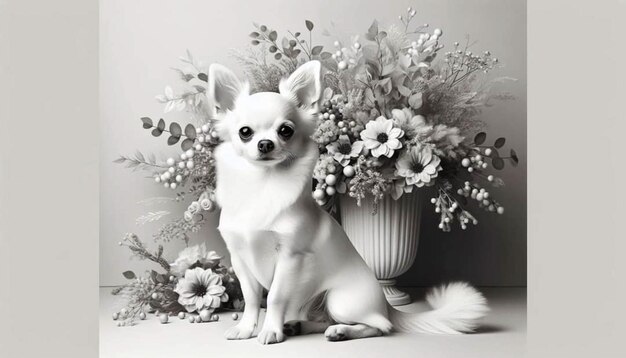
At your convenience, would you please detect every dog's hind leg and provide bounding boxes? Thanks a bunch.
[324,324,383,341]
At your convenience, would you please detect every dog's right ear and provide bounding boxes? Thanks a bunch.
[207,64,249,113]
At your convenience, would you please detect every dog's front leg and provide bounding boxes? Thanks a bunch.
[257,250,304,344]
[224,252,262,340]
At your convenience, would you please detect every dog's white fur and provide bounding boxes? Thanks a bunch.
[209,61,489,344]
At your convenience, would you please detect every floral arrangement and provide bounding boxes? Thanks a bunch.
[113,6,520,324]
[111,236,243,326]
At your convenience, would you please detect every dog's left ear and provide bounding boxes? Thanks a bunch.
[279,61,322,108]
[208,64,249,113]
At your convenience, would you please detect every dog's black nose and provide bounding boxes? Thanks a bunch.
[258,140,275,154]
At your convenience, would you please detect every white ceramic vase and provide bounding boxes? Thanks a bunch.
[339,192,422,306]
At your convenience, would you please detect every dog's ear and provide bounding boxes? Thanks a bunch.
[208,64,249,113]
[279,61,321,109]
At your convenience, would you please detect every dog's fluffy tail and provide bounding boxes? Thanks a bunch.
[389,282,489,334]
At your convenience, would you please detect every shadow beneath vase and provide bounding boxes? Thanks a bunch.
[472,324,506,334]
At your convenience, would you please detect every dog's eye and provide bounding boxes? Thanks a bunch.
[239,126,253,141]
[277,124,294,140]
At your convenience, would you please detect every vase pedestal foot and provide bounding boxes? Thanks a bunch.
[378,279,410,306]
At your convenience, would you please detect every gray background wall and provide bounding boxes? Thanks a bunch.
[100,0,526,287]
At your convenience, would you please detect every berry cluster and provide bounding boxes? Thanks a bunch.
[153,124,218,190]
[457,181,504,214]
[317,98,359,137]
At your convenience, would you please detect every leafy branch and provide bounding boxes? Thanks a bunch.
[140,117,197,151]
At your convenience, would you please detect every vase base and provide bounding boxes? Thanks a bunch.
[378,279,411,306]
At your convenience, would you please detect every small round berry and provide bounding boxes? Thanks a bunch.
[329,114,336,121]
[430,198,437,204]
[195,144,202,151]
[151,293,158,300]
[232,313,239,320]
[313,189,325,200]
[199,309,212,322]
[163,182,169,188]
[349,121,356,127]
[112,312,119,320]
[435,207,441,213]
[438,223,444,229]
[155,176,161,183]
[178,161,185,169]
[341,127,349,133]
[482,163,488,169]
[487,175,494,182]
[210,131,219,138]
[166,158,175,166]
[201,124,210,133]
[325,186,336,196]
[485,148,492,156]
[195,316,202,323]
[168,167,175,174]
[316,199,326,206]
[196,127,202,135]
[185,149,194,158]
[186,161,194,169]
[175,175,182,182]
[483,192,490,199]
[497,207,504,214]
[476,193,484,201]
[162,172,171,180]
[334,40,340,47]
[343,166,355,177]
[444,217,450,223]
[338,61,347,70]
[211,314,219,321]
[159,314,169,324]
[139,312,146,320]
[178,312,186,320]
[468,167,474,173]
[337,121,345,128]
[170,183,177,189]
[433,28,443,36]
[475,154,482,161]
[461,158,470,167]
[189,315,195,323]
[325,174,337,186]
[335,50,342,57]
[180,153,187,161]
[353,42,361,49]
[323,112,329,119]
[483,199,490,206]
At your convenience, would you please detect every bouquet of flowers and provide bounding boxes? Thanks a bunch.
[114,6,520,324]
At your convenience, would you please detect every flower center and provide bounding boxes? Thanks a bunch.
[193,284,207,297]
[376,133,388,144]
[338,143,352,155]
[412,163,424,174]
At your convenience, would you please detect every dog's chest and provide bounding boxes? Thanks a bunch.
[222,230,280,289]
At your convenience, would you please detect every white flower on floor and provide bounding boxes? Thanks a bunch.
[175,267,228,312]
[360,116,404,158]
[326,135,364,166]
[395,146,442,187]
[169,242,222,277]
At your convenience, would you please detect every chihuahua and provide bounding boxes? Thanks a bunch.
[208,60,488,344]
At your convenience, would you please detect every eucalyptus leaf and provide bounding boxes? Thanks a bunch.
[320,52,332,60]
[122,271,136,280]
[197,73,208,82]
[251,40,260,45]
[305,20,314,31]
[181,138,194,151]
[494,137,506,148]
[408,92,423,109]
[274,53,282,60]
[157,118,165,130]
[492,157,505,170]
[249,31,259,38]
[151,128,163,137]
[311,46,323,56]
[184,124,196,139]
[169,122,182,137]
[510,149,519,166]
[474,132,487,145]
[269,31,277,41]
[140,117,153,129]
[167,135,180,146]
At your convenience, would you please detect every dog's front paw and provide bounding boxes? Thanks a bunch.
[224,323,255,340]
[257,327,285,345]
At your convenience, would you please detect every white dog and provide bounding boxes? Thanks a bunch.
[209,60,488,344]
